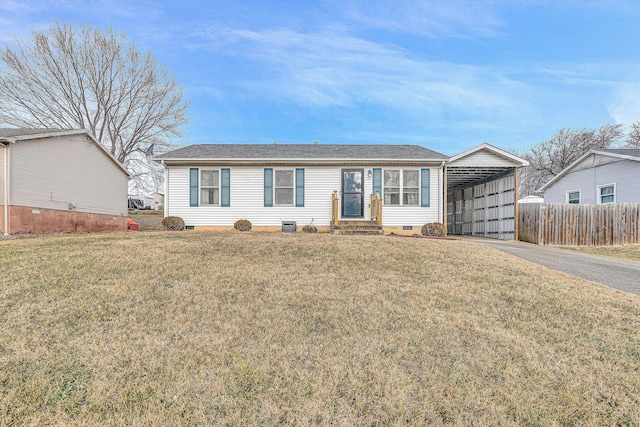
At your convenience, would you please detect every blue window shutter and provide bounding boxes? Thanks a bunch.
[296,168,304,207]
[221,168,230,207]
[264,168,273,207]
[189,168,199,207]
[421,168,430,207]
[372,168,382,196]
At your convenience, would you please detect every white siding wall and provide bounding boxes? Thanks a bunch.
[11,134,129,215]
[166,164,441,227]
[376,165,441,226]
[544,160,640,204]
[448,149,516,167]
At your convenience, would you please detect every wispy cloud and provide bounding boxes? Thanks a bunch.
[607,83,640,125]
[333,0,504,39]
[197,26,526,117]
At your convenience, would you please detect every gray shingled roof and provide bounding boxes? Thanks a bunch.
[0,128,78,138]
[600,148,640,158]
[157,144,448,160]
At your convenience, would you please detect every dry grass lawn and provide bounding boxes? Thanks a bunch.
[127,210,164,231]
[559,244,640,263]
[1,232,639,426]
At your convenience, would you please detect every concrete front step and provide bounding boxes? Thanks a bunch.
[338,220,379,227]
[332,229,385,235]
[331,220,384,235]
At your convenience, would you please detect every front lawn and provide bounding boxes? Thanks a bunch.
[559,244,640,263]
[1,232,639,425]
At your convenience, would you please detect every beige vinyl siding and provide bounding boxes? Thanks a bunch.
[448,149,516,167]
[10,134,128,215]
[166,164,442,227]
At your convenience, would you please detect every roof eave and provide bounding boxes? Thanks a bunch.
[155,157,447,165]
[9,129,88,142]
[592,150,640,162]
[537,150,595,192]
[448,142,529,167]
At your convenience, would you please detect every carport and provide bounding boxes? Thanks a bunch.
[444,144,529,240]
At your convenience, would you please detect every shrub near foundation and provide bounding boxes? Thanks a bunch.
[161,216,185,231]
[234,219,252,232]
[421,222,447,237]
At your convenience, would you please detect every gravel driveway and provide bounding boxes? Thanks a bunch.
[459,236,640,296]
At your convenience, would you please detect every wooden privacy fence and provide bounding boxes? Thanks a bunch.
[518,203,640,246]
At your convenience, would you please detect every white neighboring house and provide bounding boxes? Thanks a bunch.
[0,128,131,235]
[539,149,640,204]
[155,143,529,238]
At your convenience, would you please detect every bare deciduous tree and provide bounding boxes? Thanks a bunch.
[0,22,188,194]
[624,121,640,149]
[519,124,625,196]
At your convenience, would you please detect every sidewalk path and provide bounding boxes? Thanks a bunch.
[458,236,640,296]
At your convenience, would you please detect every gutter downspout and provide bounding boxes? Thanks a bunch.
[161,160,168,217]
[3,143,9,236]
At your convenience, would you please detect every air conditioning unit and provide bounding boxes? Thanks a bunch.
[281,221,297,233]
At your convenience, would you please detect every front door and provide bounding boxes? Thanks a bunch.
[341,169,364,218]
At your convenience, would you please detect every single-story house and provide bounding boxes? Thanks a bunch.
[155,142,528,239]
[1,128,131,235]
[539,149,640,204]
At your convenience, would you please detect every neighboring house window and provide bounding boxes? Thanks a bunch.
[264,168,304,207]
[201,170,219,205]
[598,184,615,204]
[567,190,581,204]
[189,167,230,207]
[383,169,420,206]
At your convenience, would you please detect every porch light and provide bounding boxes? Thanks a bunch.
[367,170,372,178]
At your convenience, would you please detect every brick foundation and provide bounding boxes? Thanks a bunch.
[6,205,127,234]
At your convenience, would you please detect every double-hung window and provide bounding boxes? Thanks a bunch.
[384,170,400,205]
[403,170,419,205]
[201,170,220,205]
[264,168,304,207]
[275,170,294,206]
[567,190,580,204]
[598,184,615,204]
[189,167,230,207]
[384,169,420,206]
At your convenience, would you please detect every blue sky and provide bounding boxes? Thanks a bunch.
[1,0,639,155]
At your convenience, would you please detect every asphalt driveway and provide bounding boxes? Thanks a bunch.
[459,236,640,296]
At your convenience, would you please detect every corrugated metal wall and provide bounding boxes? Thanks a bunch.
[447,170,516,240]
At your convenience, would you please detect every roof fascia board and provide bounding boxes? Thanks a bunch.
[156,158,446,166]
[448,143,529,166]
[538,150,594,192]
[8,129,88,142]
[592,150,640,162]
[83,132,133,178]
